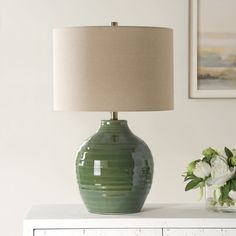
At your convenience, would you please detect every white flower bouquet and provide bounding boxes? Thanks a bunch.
[183,147,236,211]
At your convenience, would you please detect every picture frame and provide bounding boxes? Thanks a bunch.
[189,0,236,98]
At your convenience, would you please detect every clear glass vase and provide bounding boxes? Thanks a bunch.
[205,184,236,212]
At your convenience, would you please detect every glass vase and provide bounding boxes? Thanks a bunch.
[205,184,236,212]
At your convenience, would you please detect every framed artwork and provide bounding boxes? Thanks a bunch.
[189,0,236,98]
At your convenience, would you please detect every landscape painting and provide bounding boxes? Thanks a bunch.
[190,0,236,98]
[198,33,236,90]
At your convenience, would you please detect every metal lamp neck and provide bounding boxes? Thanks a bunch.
[110,112,118,120]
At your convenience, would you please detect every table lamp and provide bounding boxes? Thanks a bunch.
[53,22,173,214]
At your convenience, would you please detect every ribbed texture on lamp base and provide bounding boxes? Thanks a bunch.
[76,120,153,214]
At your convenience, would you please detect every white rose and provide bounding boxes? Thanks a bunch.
[207,156,236,187]
[229,190,236,200]
[193,161,211,179]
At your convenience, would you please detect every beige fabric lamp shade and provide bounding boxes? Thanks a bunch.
[53,25,173,111]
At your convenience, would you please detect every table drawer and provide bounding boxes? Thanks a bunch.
[34,229,162,236]
[163,229,236,236]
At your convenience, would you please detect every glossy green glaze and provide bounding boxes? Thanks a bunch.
[76,120,153,214]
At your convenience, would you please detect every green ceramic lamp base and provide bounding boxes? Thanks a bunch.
[76,120,153,214]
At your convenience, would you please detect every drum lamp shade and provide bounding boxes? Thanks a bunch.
[53,26,173,112]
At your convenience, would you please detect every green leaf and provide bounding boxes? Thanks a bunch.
[225,147,233,158]
[185,178,202,191]
[202,156,211,164]
[230,156,236,166]
[231,179,236,191]
[220,181,231,201]
[184,175,196,181]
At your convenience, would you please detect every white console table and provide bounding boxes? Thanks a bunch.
[24,204,236,236]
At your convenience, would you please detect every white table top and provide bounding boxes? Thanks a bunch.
[24,204,236,228]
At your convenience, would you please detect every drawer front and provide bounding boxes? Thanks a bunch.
[34,230,83,236]
[34,229,162,236]
[163,229,236,236]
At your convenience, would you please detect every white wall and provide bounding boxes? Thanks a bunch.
[1,0,236,235]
